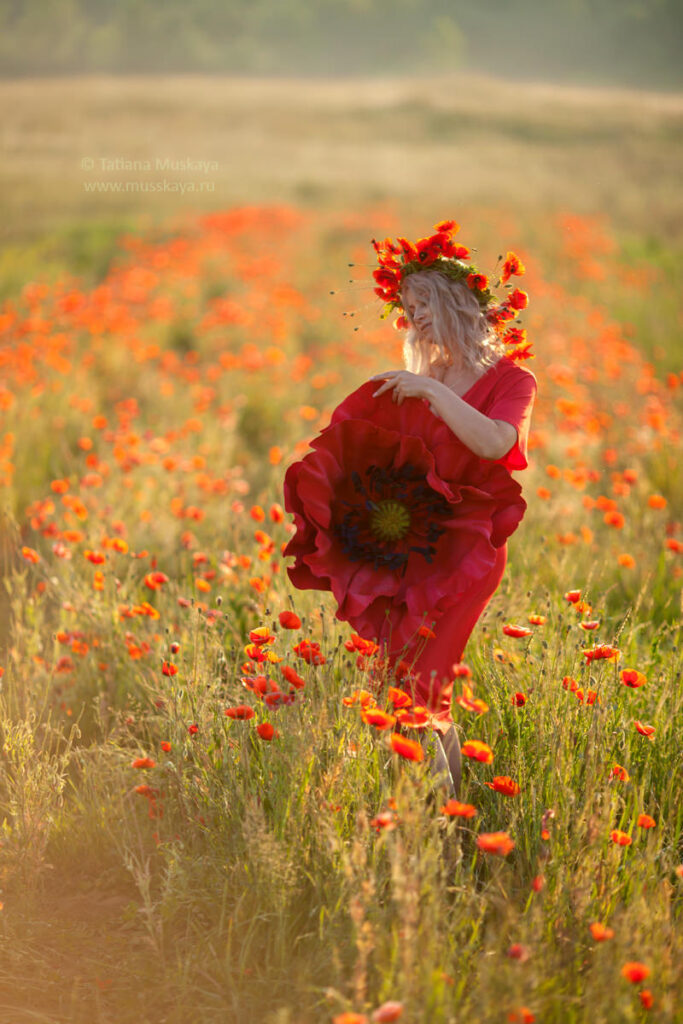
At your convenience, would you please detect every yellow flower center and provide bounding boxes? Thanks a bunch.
[369,499,411,542]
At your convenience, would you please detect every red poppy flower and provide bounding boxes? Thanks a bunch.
[620,668,646,688]
[225,705,255,720]
[278,610,301,629]
[441,799,477,818]
[610,764,630,782]
[256,721,275,741]
[610,829,632,846]
[621,962,650,984]
[589,922,614,941]
[461,740,494,763]
[637,813,656,829]
[583,644,620,663]
[361,707,397,730]
[477,831,515,856]
[131,757,155,769]
[283,382,526,655]
[502,623,533,638]
[508,288,528,310]
[388,732,424,761]
[501,251,526,283]
[486,776,521,796]
[634,720,655,738]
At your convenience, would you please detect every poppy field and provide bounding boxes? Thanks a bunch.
[0,90,682,1023]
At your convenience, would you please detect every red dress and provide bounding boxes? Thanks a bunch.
[283,355,537,732]
[405,356,537,733]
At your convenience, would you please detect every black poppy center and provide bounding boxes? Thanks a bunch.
[333,463,452,573]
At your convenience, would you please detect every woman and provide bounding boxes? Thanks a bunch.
[284,220,536,794]
[369,263,537,791]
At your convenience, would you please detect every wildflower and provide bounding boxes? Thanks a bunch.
[225,705,255,720]
[508,288,528,310]
[634,720,655,738]
[370,811,396,832]
[280,664,305,689]
[639,990,654,1010]
[506,1009,535,1024]
[620,669,646,688]
[583,643,620,663]
[144,571,169,590]
[610,829,632,846]
[589,922,614,941]
[486,776,521,796]
[333,1014,368,1024]
[507,943,530,962]
[388,733,424,762]
[387,686,413,709]
[501,251,526,283]
[361,707,397,731]
[161,661,178,676]
[160,742,171,753]
[621,962,650,984]
[461,740,494,763]
[249,626,274,645]
[372,1002,404,1022]
[134,784,159,798]
[342,689,376,708]
[477,831,515,856]
[637,814,656,829]
[610,764,630,782]
[278,610,301,629]
[188,723,199,735]
[502,623,533,638]
[564,589,581,603]
[531,875,545,892]
[527,614,546,625]
[131,757,155,769]
[455,684,489,714]
[579,620,600,630]
[511,692,527,706]
[293,639,326,665]
[418,624,436,639]
[21,546,40,564]
[256,722,275,741]
[562,676,579,692]
[440,800,477,818]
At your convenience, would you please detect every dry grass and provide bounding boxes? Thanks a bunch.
[1,73,682,245]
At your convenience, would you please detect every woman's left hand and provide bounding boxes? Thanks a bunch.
[371,371,434,406]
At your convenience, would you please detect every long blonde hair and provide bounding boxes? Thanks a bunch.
[401,272,505,376]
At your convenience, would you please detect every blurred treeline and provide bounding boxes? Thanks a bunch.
[0,0,681,88]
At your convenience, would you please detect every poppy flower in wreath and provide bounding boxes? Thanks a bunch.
[283,381,527,657]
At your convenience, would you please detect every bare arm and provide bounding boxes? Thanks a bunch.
[371,371,517,461]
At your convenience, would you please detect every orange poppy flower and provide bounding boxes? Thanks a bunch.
[502,623,533,638]
[131,757,155,769]
[387,686,413,709]
[610,764,630,782]
[280,664,305,690]
[486,776,521,796]
[634,720,655,738]
[477,831,515,856]
[440,799,477,818]
[361,707,397,731]
[418,625,436,639]
[461,740,494,763]
[21,546,40,564]
[333,1015,368,1024]
[639,990,654,1010]
[389,733,424,762]
[621,962,650,984]
[610,829,632,846]
[160,742,172,753]
[620,669,646,688]
[564,589,581,603]
[527,614,546,625]
[637,814,656,829]
[248,626,274,645]
[342,689,377,708]
[506,1010,535,1024]
[589,922,614,941]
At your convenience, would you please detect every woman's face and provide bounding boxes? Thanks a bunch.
[403,286,434,342]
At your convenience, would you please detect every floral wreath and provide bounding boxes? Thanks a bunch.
[371,219,533,361]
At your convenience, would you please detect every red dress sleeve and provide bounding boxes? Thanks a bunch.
[487,363,538,471]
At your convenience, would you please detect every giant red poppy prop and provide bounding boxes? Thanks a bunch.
[283,381,526,655]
